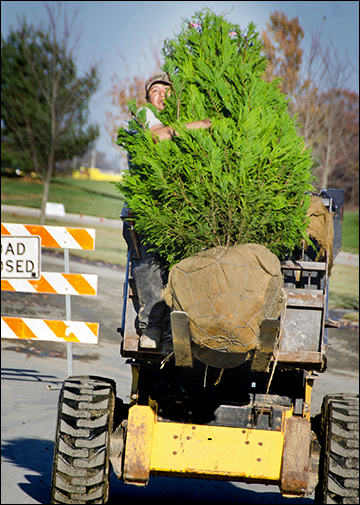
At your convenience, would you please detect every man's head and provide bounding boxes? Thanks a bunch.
[145,70,171,111]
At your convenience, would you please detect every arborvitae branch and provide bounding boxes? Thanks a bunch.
[115,8,314,268]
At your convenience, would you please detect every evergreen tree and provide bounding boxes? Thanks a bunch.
[1,6,99,224]
[116,8,314,267]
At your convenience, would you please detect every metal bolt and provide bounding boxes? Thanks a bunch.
[275,417,281,423]
[247,423,252,428]
[247,414,252,420]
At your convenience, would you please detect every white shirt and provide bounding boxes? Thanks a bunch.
[138,106,163,128]
[120,106,162,219]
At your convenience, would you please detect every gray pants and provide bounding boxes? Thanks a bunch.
[123,221,170,334]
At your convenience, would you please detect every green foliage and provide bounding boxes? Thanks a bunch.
[115,8,315,267]
[1,17,99,177]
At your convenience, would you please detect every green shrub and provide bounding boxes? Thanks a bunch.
[116,8,314,267]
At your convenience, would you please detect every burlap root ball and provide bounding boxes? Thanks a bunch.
[164,243,285,368]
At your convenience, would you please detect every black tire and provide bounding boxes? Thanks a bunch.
[50,376,116,504]
[315,393,359,504]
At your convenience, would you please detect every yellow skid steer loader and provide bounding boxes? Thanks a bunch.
[50,189,359,504]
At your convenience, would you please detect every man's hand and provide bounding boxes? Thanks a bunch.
[186,118,212,130]
[149,124,176,142]
[150,118,211,143]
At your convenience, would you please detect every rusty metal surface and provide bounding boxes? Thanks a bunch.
[170,311,193,367]
[281,260,326,271]
[130,362,140,406]
[280,416,311,497]
[109,421,126,479]
[123,295,140,352]
[251,318,279,372]
[122,275,140,354]
[275,350,322,364]
[129,229,141,261]
[324,318,340,328]
[307,431,321,495]
[284,288,324,308]
[123,406,155,485]
[128,276,138,297]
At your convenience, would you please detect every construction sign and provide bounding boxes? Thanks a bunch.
[1,223,99,365]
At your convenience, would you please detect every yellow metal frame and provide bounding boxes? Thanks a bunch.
[123,405,287,485]
[123,365,315,491]
[304,374,315,421]
[151,418,284,481]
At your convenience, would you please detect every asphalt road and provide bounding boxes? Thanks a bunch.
[1,252,359,505]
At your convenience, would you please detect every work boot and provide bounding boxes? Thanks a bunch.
[139,328,161,349]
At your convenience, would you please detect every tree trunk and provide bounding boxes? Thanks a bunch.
[321,120,334,189]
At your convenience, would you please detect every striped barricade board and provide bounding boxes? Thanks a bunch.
[1,317,99,344]
[1,272,98,296]
[1,222,95,250]
[1,223,99,345]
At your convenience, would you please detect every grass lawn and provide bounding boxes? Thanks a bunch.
[51,177,122,196]
[341,210,359,254]
[329,263,359,311]
[1,176,124,220]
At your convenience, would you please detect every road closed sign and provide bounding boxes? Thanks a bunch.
[1,236,41,279]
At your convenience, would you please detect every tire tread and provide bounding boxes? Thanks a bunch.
[50,376,115,504]
[315,393,359,504]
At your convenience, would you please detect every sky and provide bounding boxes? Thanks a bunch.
[1,1,359,170]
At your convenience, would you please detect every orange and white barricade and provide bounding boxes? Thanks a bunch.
[1,222,99,375]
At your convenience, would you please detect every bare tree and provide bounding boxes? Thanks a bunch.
[295,31,358,194]
[261,11,304,104]
[105,44,162,162]
[262,12,359,205]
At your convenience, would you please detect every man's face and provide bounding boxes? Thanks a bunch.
[148,82,170,111]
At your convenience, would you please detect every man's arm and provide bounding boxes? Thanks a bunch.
[150,119,211,143]
[149,124,176,142]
